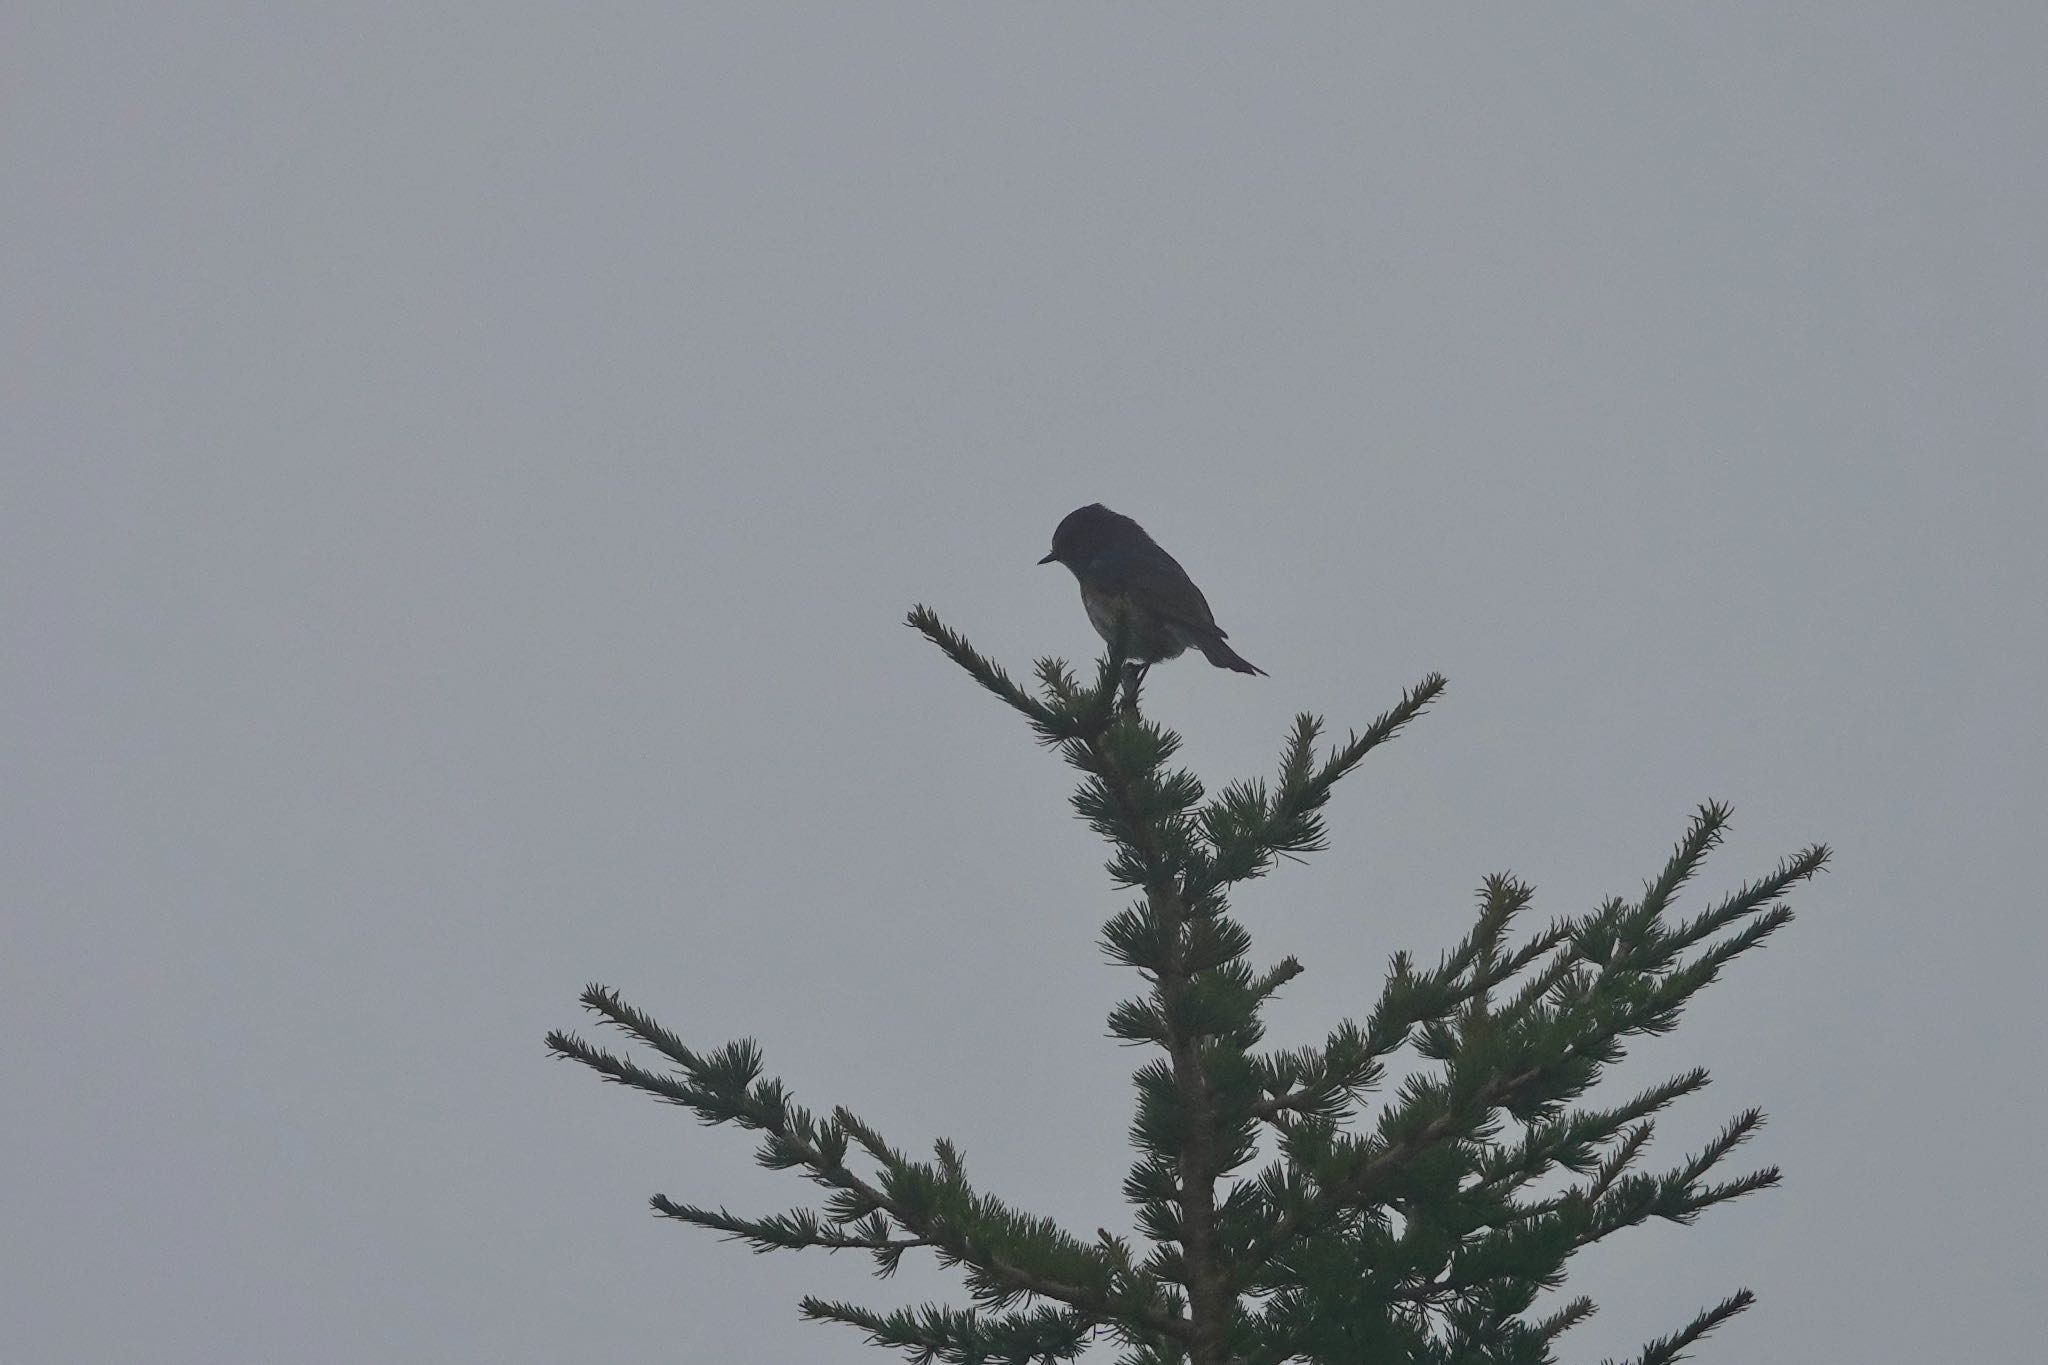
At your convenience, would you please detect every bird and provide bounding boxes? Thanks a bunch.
[1038,504,1265,678]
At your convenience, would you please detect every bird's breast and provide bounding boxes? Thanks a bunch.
[1080,586,1125,641]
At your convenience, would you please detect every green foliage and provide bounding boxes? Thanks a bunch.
[548,606,1828,1364]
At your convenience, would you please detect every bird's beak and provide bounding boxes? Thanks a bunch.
[1037,552,1057,565]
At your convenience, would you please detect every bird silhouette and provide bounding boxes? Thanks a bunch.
[1038,504,1265,678]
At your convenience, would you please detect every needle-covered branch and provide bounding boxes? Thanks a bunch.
[654,1197,929,1268]
[1194,680,1446,898]
[799,1297,1099,1365]
[1605,1290,1759,1365]
[546,986,1189,1350]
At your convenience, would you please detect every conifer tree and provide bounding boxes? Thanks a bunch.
[548,607,1827,1365]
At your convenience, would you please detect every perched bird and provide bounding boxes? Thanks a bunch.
[1038,504,1265,677]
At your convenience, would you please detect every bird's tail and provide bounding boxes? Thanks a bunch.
[1193,632,1267,676]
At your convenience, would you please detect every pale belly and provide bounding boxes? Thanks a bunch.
[1081,588,1189,661]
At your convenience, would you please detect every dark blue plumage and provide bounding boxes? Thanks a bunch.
[1038,504,1265,676]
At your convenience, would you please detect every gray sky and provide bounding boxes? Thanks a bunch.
[6,5,2044,1362]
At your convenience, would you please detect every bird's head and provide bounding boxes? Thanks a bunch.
[1038,503,1133,567]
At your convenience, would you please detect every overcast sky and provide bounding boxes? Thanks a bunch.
[6,6,2044,1363]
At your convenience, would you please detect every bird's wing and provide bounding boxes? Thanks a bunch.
[1091,549,1226,635]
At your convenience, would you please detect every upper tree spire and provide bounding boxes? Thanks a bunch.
[548,605,1826,1365]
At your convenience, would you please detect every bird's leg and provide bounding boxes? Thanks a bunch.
[1119,661,1148,715]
